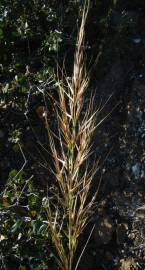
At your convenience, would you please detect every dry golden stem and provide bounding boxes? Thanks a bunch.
[46,1,106,269]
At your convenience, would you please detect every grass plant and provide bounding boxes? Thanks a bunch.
[44,2,105,269]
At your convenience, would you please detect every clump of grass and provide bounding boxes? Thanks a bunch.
[45,2,104,269]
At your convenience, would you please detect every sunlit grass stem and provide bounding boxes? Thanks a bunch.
[45,1,106,269]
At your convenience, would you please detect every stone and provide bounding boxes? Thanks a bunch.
[132,163,141,180]
[119,258,135,270]
[132,37,142,44]
[94,215,114,246]
[135,205,145,220]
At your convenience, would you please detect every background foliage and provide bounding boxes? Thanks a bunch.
[1,0,145,269]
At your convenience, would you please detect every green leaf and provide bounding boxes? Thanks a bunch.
[12,144,20,152]
[38,224,48,234]
[19,266,27,270]
[8,168,26,185]
[11,220,23,233]
[31,220,43,234]
[9,169,18,178]
[28,193,39,209]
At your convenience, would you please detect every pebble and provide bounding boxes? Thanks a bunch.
[94,215,114,246]
[132,37,142,44]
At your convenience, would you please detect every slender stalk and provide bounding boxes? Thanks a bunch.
[45,1,106,269]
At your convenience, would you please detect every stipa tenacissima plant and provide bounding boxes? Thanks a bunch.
[43,2,106,270]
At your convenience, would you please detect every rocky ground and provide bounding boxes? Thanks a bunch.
[82,7,145,270]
